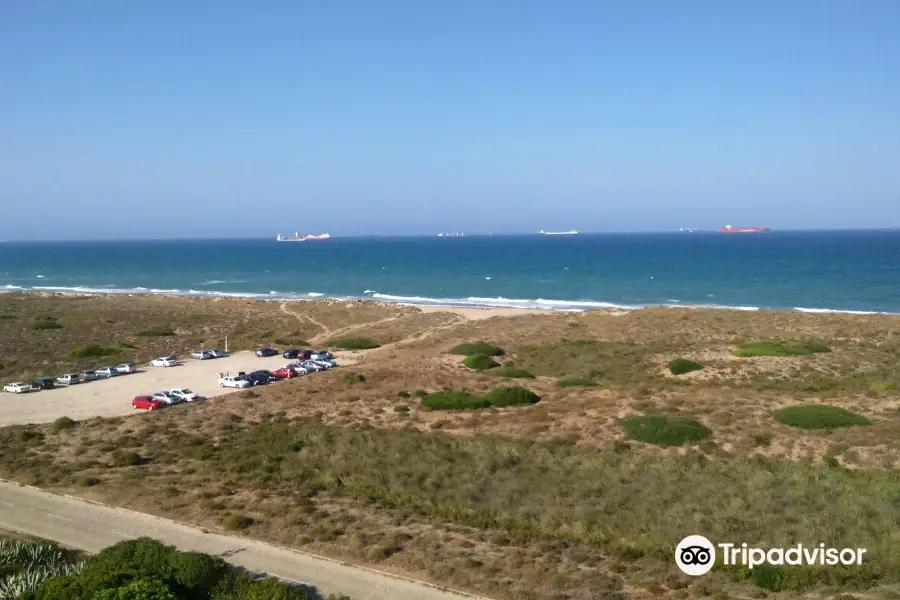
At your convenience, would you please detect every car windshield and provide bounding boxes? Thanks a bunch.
[181,389,193,394]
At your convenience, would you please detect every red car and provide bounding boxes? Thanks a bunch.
[132,395,163,411]
[272,367,296,379]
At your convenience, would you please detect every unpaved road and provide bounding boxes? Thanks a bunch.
[0,351,356,427]
[0,481,483,600]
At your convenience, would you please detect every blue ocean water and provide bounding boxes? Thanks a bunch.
[1,231,899,314]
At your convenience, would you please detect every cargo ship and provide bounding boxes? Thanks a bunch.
[276,232,332,242]
[717,225,769,234]
[539,229,579,235]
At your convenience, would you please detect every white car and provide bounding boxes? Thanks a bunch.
[151,356,178,367]
[55,373,81,386]
[285,363,311,375]
[191,350,213,360]
[169,388,198,402]
[4,382,33,394]
[81,369,98,381]
[299,360,327,372]
[95,366,119,378]
[151,391,181,405]
[310,350,334,361]
[219,376,251,389]
[311,358,336,368]
[116,363,137,374]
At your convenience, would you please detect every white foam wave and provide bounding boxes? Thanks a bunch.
[307,292,325,297]
[794,307,883,315]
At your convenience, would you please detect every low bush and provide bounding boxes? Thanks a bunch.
[135,325,175,337]
[421,390,491,411]
[51,416,77,432]
[872,383,896,392]
[397,391,410,398]
[733,340,831,357]
[774,405,870,429]
[620,414,712,447]
[414,389,428,398]
[493,366,535,378]
[394,405,410,413]
[482,386,541,407]
[69,344,120,359]
[221,514,254,531]
[343,372,365,384]
[112,450,144,467]
[448,341,504,356]
[668,358,703,375]
[327,337,380,350]
[30,315,63,330]
[558,377,596,388]
[274,338,310,347]
[463,354,500,370]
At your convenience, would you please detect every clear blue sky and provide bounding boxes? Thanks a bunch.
[1,1,898,239]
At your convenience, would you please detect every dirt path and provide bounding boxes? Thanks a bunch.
[312,315,403,344]
[280,302,331,338]
[0,481,488,600]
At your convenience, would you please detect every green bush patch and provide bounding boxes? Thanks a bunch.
[51,416,77,432]
[449,341,504,356]
[274,338,310,347]
[69,344,121,359]
[221,514,254,530]
[516,340,655,382]
[482,386,541,407]
[493,366,535,379]
[620,414,712,447]
[414,389,428,398]
[668,358,703,375]
[421,390,491,411]
[397,391,410,398]
[343,372,365,384]
[733,340,831,357]
[872,383,896,393]
[30,315,63,330]
[774,404,870,429]
[463,354,500,370]
[135,325,175,337]
[394,405,410,413]
[327,337,380,350]
[558,377,596,388]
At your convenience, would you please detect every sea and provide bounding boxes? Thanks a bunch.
[1,230,899,315]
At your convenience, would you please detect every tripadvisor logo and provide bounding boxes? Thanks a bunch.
[675,535,868,576]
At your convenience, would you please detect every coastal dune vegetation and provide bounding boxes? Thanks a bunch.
[1,292,900,599]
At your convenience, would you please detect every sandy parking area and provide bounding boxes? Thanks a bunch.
[0,351,333,427]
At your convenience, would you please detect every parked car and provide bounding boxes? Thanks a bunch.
[256,347,279,357]
[208,349,227,358]
[132,395,163,410]
[32,377,55,390]
[245,372,269,386]
[311,359,335,369]
[151,356,178,367]
[116,362,137,374]
[282,349,300,359]
[55,373,81,386]
[285,362,312,375]
[4,382,33,394]
[95,366,119,378]
[251,369,279,382]
[169,388,199,402]
[272,367,297,379]
[151,391,181,405]
[299,360,327,372]
[191,350,213,360]
[310,350,333,361]
[219,376,251,389]
[81,369,98,381]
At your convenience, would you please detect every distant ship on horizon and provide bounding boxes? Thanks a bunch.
[717,225,770,234]
[539,229,579,236]
[437,232,466,237]
[276,232,332,242]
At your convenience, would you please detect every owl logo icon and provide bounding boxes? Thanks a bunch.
[675,535,716,575]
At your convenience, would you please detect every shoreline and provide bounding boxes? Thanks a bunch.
[1,288,898,319]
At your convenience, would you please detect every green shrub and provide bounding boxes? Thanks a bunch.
[397,391,410,398]
[558,377,596,388]
[872,383,896,392]
[493,366,535,378]
[342,372,365,384]
[327,337,380,350]
[449,341,504,356]
[668,358,703,375]
[482,386,541,407]
[620,414,712,447]
[414,389,428,398]
[112,451,144,467]
[51,416,77,432]
[463,354,500,370]
[30,315,63,330]
[69,344,120,359]
[274,338,310,347]
[421,390,490,411]
[774,405,870,429]
[221,514,254,530]
[135,325,175,337]
[733,340,831,357]
[394,405,410,413]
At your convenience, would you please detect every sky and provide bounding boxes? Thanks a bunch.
[1,0,898,240]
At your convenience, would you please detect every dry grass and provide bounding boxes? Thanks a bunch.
[3,293,900,600]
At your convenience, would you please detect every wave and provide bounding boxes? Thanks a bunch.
[196,279,248,286]
[2,283,896,315]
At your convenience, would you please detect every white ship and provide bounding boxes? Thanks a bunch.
[539,229,579,235]
[437,232,465,237]
[276,232,332,242]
